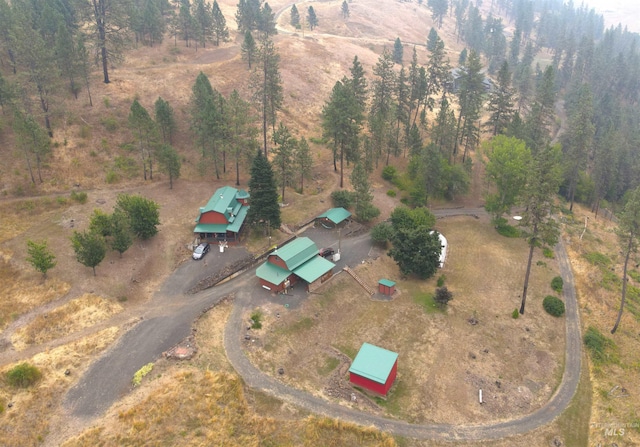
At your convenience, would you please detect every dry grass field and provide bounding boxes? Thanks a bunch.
[0,0,639,445]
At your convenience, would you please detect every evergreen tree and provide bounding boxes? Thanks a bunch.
[351,162,379,222]
[425,29,450,118]
[193,0,212,48]
[247,150,281,230]
[612,186,640,334]
[71,230,107,276]
[84,0,130,83]
[12,109,51,184]
[290,4,300,28]
[349,56,368,114]
[54,22,80,98]
[393,67,410,159]
[227,89,259,185]
[341,0,349,19]
[294,136,313,193]
[272,123,296,202]
[211,0,229,46]
[454,49,484,163]
[519,144,562,314]
[154,96,177,144]
[427,0,448,28]
[157,144,181,189]
[562,83,594,211]
[485,61,515,135]
[258,2,277,37]
[307,6,318,30]
[249,35,283,157]
[26,240,56,278]
[393,37,403,64]
[178,0,193,46]
[241,30,257,69]
[76,35,93,106]
[128,99,158,180]
[524,65,556,154]
[369,49,396,168]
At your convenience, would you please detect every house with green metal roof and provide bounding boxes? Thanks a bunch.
[316,207,352,227]
[194,186,250,243]
[349,342,398,396]
[256,237,335,292]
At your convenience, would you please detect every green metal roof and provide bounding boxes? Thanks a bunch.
[256,261,290,285]
[293,256,334,283]
[227,205,249,233]
[378,279,396,287]
[203,186,240,217]
[317,207,352,225]
[273,237,318,270]
[236,189,249,199]
[194,223,229,234]
[348,343,398,384]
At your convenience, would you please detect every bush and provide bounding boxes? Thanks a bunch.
[101,116,118,132]
[70,190,88,204]
[436,274,446,287]
[434,286,453,308]
[543,247,554,258]
[551,276,563,293]
[386,189,396,197]
[494,217,520,238]
[6,363,42,388]
[356,203,380,222]
[132,363,154,387]
[584,326,616,365]
[382,165,397,181]
[511,308,520,319]
[543,295,565,317]
[583,252,610,267]
[371,222,393,244]
[250,310,263,329]
[331,190,356,209]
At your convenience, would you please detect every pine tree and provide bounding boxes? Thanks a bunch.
[247,150,281,230]
[12,109,51,184]
[76,35,93,106]
[393,37,403,64]
[294,136,313,193]
[519,144,562,314]
[85,0,130,83]
[178,0,193,46]
[485,61,515,135]
[211,0,229,46]
[249,35,283,156]
[54,22,80,98]
[369,49,396,168]
[290,4,300,28]
[272,123,297,202]
[129,99,158,180]
[341,0,349,19]
[427,0,448,28]
[525,65,556,154]
[227,89,259,185]
[154,97,177,144]
[157,144,181,189]
[454,50,484,163]
[307,6,318,30]
[351,162,379,221]
[258,2,277,37]
[241,30,257,69]
[193,0,212,48]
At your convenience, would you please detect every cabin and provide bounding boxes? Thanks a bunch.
[193,186,250,244]
[349,343,398,396]
[256,237,335,293]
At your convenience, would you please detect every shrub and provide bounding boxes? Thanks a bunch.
[386,189,396,197]
[356,203,380,222]
[583,252,610,267]
[70,190,88,203]
[494,218,520,238]
[101,116,118,132]
[132,363,154,387]
[511,308,519,319]
[371,222,393,244]
[543,247,554,258]
[105,170,119,184]
[250,310,263,329]
[584,326,616,365]
[628,270,640,283]
[434,286,453,308]
[436,274,446,287]
[6,363,42,388]
[551,276,563,293]
[543,295,565,317]
[78,125,91,139]
[330,190,356,209]
[382,165,397,181]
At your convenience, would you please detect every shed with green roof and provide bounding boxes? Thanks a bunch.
[349,343,398,395]
[316,207,352,227]
[378,279,396,296]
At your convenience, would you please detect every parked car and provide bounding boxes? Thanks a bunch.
[319,247,335,259]
[192,242,210,260]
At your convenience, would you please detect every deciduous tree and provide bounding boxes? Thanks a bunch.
[26,240,56,278]
[71,230,107,276]
[115,194,161,240]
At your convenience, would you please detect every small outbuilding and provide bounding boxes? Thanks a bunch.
[316,207,352,228]
[349,343,398,396]
[378,279,396,296]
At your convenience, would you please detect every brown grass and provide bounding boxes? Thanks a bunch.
[0,327,119,447]
[246,216,564,424]
[11,293,123,350]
